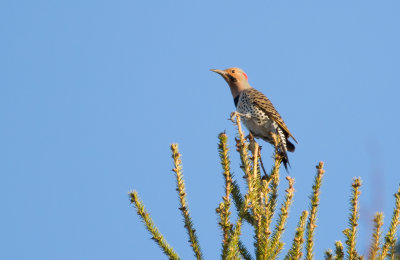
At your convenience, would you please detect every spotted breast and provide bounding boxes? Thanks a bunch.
[235,88,296,170]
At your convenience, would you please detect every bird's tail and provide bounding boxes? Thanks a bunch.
[277,129,293,172]
[280,148,290,172]
[286,140,295,152]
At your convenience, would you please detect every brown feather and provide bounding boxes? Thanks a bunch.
[245,88,298,144]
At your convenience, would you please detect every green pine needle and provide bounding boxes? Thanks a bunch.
[130,191,180,260]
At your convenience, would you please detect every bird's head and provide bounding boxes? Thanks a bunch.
[210,67,251,98]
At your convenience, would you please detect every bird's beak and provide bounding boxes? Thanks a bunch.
[210,69,226,76]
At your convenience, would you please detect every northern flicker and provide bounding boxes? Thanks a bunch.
[211,67,297,170]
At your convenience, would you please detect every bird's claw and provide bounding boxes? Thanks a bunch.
[229,111,252,122]
[229,112,238,123]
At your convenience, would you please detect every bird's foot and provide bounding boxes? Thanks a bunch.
[229,111,251,122]
[241,112,252,120]
[229,112,238,122]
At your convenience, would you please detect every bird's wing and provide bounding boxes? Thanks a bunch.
[245,88,298,143]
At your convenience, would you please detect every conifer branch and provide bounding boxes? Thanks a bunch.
[130,191,180,260]
[238,240,254,260]
[378,185,400,260]
[344,178,361,260]
[266,153,281,234]
[369,212,383,260]
[234,115,254,203]
[217,132,234,259]
[234,114,253,181]
[325,249,334,260]
[305,162,325,260]
[285,210,309,260]
[334,241,344,260]
[234,116,260,217]
[389,241,397,260]
[257,153,281,260]
[234,114,263,254]
[251,142,264,259]
[256,153,280,260]
[234,115,269,260]
[231,180,254,225]
[260,178,272,259]
[131,121,400,259]
[267,176,295,259]
[226,195,250,260]
[170,144,203,260]
[226,221,243,260]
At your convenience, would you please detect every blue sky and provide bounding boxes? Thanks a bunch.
[1,1,400,259]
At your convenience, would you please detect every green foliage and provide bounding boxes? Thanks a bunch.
[129,115,400,259]
[170,144,203,260]
[334,241,344,260]
[369,213,384,259]
[305,162,325,260]
[344,178,362,259]
[284,210,308,260]
[129,191,180,260]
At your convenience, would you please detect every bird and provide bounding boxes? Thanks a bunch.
[211,67,297,170]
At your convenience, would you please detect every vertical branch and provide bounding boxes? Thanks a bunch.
[369,212,383,260]
[325,249,334,260]
[226,195,251,260]
[234,115,256,207]
[216,132,233,259]
[389,242,397,260]
[130,191,181,260]
[231,180,254,225]
[234,115,264,259]
[234,114,253,180]
[252,141,260,183]
[252,142,264,258]
[260,178,272,259]
[267,176,296,259]
[259,152,281,260]
[378,185,400,260]
[170,144,203,260]
[266,152,281,234]
[334,241,344,260]
[285,210,309,260]
[305,162,325,260]
[227,221,243,260]
[344,178,361,260]
[234,115,260,209]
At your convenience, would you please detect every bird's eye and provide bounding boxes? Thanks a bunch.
[231,70,235,73]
